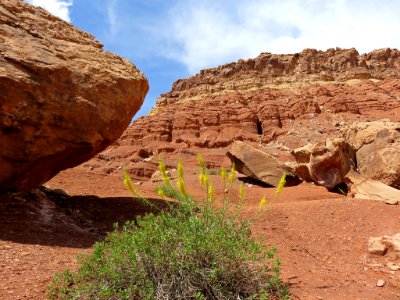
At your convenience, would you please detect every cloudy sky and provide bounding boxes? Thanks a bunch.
[27,0,400,118]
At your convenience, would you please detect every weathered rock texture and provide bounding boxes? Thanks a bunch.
[155,48,400,108]
[0,0,148,191]
[344,121,400,189]
[292,138,356,189]
[85,48,400,180]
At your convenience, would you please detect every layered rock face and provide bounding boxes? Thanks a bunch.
[156,47,400,108]
[87,48,400,180]
[0,0,148,191]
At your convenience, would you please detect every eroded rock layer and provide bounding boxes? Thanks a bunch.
[0,0,148,191]
[87,48,400,180]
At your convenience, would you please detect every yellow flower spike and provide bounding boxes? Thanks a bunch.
[157,187,165,198]
[199,171,208,187]
[239,182,246,200]
[207,182,214,202]
[275,173,286,197]
[123,170,137,196]
[177,161,184,179]
[197,154,204,167]
[259,196,266,208]
[177,177,187,196]
[220,168,227,182]
[158,159,170,184]
[203,174,209,187]
[159,159,166,173]
[228,163,236,184]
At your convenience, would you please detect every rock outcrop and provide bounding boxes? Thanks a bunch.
[0,0,148,191]
[344,121,400,189]
[155,48,400,108]
[292,138,356,189]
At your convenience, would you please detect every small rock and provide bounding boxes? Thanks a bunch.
[224,189,229,193]
[385,199,399,205]
[368,237,387,255]
[376,279,385,287]
[151,169,177,183]
[387,263,400,271]
[134,181,143,186]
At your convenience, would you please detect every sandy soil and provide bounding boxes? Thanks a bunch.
[0,160,399,299]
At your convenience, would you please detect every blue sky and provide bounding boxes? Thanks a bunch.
[27,0,400,118]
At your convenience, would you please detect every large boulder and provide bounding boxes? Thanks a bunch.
[292,138,356,189]
[0,0,149,191]
[226,141,300,186]
[343,120,400,189]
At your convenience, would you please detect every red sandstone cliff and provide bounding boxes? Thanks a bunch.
[85,48,400,179]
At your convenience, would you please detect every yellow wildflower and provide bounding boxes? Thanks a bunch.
[220,168,227,182]
[259,196,266,208]
[207,182,214,202]
[123,170,136,195]
[228,163,236,184]
[177,161,184,178]
[239,182,246,200]
[177,177,187,196]
[199,172,208,187]
[275,173,286,197]
[158,159,170,184]
[157,187,165,198]
[197,154,204,167]
[159,159,166,173]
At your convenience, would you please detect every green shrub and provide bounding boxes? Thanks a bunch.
[48,157,289,300]
[207,169,218,175]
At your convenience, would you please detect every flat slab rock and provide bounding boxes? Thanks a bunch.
[345,170,400,205]
[0,0,149,191]
[226,141,300,186]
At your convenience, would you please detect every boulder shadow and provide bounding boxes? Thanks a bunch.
[238,174,302,187]
[0,188,170,248]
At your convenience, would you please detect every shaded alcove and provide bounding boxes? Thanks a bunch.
[256,117,263,135]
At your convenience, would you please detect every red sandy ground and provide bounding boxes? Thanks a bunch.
[0,157,399,300]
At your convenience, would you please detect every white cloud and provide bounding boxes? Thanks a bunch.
[27,0,73,22]
[107,0,120,36]
[164,0,400,74]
